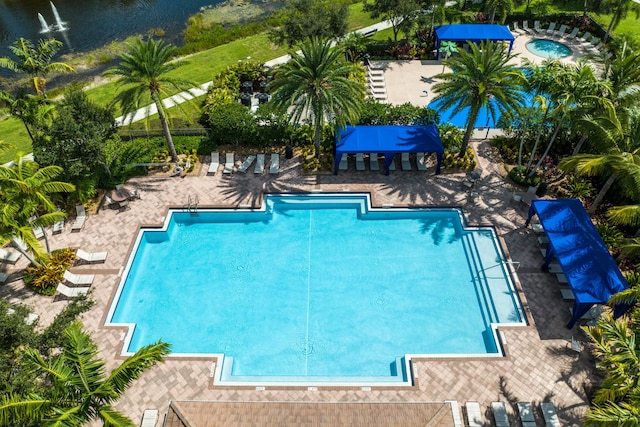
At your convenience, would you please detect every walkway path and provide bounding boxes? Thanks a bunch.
[114,20,395,125]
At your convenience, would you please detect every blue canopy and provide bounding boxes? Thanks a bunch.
[334,125,444,176]
[525,199,631,328]
[434,24,515,59]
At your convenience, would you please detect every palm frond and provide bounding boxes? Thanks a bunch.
[106,340,170,395]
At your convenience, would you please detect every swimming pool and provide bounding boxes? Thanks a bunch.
[106,194,526,386]
[526,39,572,59]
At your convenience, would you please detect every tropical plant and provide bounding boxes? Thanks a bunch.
[432,41,526,157]
[0,38,75,95]
[600,43,640,108]
[0,321,170,427]
[363,0,419,42]
[485,0,514,24]
[0,89,53,143]
[600,0,640,43]
[105,38,197,162]
[270,0,349,47]
[439,41,458,73]
[0,155,74,263]
[269,37,365,159]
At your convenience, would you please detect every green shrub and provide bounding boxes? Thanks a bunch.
[566,175,593,200]
[508,166,541,187]
[442,148,476,170]
[490,135,519,164]
[595,222,624,253]
[24,248,76,295]
[438,124,465,152]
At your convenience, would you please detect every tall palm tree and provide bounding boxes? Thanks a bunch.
[0,38,75,96]
[485,0,514,24]
[0,321,170,426]
[601,0,640,43]
[432,41,525,157]
[0,154,74,264]
[269,37,365,159]
[601,44,640,108]
[105,38,196,162]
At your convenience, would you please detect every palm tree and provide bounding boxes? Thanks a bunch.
[601,44,640,108]
[105,38,196,162]
[0,38,75,96]
[0,321,170,426]
[0,89,54,143]
[600,0,640,43]
[0,154,74,263]
[432,41,525,157]
[485,0,514,24]
[269,37,365,159]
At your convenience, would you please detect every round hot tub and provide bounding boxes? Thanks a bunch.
[526,39,572,59]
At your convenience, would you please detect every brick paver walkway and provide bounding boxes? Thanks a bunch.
[1,140,596,427]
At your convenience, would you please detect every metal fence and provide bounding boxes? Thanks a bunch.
[118,128,210,140]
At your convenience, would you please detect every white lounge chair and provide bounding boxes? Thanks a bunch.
[553,24,567,38]
[339,153,348,170]
[369,153,379,171]
[416,152,427,171]
[269,153,279,174]
[0,272,8,283]
[556,273,568,284]
[71,205,86,232]
[577,31,592,43]
[254,154,265,174]
[208,152,219,174]
[560,288,575,300]
[546,22,557,34]
[367,72,385,82]
[401,153,412,170]
[491,402,510,427]
[0,248,21,264]
[369,84,386,95]
[63,270,95,286]
[356,153,365,171]
[565,27,579,40]
[33,226,45,240]
[76,249,108,264]
[511,22,524,35]
[237,155,256,173]
[517,402,537,427]
[140,409,159,427]
[522,21,533,33]
[466,402,483,427]
[56,283,89,298]
[369,79,386,88]
[223,153,234,174]
[367,65,384,76]
[445,400,463,427]
[547,263,563,274]
[53,219,64,234]
[541,403,561,427]
[533,21,543,33]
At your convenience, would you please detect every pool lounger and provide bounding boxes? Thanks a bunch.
[369,153,380,171]
[71,205,86,232]
[56,283,90,298]
[541,402,561,427]
[53,219,64,234]
[546,22,557,34]
[208,152,219,174]
[0,248,21,264]
[63,270,95,286]
[553,24,567,38]
[339,154,348,170]
[417,152,427,171]
[560,288,574,300]
[401,153,412,170]
[0,272,8,283]
[556,273,568,284]
[140,409,159,427]
[517,402,537,427]
[491,402,510,427]
[223,153,234,174]
[237,155,256,173]
[565,27,579,40]
[76,249,108,264]
[445,400,463,427]
[254,154,265,174]
[466,402,483,427]
[356,153,366,171]
[269,154,279,174]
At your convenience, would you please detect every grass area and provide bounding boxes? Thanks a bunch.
[0,116,32,161]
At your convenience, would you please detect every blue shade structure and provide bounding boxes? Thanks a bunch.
[334,125,444,176]
[434,24,515,59]
[525,199,631,328]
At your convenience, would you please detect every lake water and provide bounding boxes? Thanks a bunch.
[0,0,223,55]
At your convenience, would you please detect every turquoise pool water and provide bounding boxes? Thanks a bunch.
[106,194,525,384]
[526,39,572,59]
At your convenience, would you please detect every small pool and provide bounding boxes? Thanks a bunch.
[526,39,572,59]
[106,194,526,386]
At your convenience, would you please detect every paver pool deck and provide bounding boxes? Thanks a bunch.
[0,32,600,426]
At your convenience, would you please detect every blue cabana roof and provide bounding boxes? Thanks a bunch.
[525,199,630,328]
[434,24,515,59]
[334,125,444,175]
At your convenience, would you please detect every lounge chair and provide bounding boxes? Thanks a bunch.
[63,270,95,286]
[0,248,22,264]
[538,235,548,246]
[577,31,592,44]
[369,153,380,171]
[368,72,384,82]
[0,272,8,283]
[71,205,86,232]
[254,154,265,174]
[556,273,568,284]
[33,226,45,240]
[367,65,384,75]
[223,153,234,174]
[533,21,543,33]
[553,24,567,38]
[140,409,159,427]
[465,402,483,427]
[547,263,563,274]
[565,27,579,40]
[517,402,537,427]
[522,21,533,33]
[237,155,256,173]
[369,79,386,88]
[208,152,219,174]
[546,22,557,34]
[491,402,510,427]
[339,153,348,171]
[356,153,366,171]
[53,219,64,234]
[560,288,575,300]
[445,400,463,427]
[369,84,386,95]
[56,283,89,298]
[511,22,524,35]
[417,152,427,171]
[540,403,561,427]
[76,249,108,264]
[269,153,279,174]
[401,153,412,170]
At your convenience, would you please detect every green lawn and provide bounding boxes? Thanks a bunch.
[0,116,32,161]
